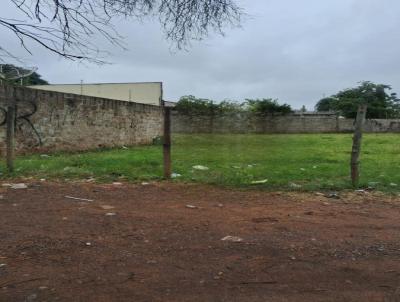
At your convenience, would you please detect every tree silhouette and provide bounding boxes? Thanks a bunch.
[1,0,242,62]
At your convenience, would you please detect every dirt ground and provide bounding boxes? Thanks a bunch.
[0,182,400,302]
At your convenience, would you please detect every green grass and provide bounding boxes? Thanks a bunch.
[1,134,400,192]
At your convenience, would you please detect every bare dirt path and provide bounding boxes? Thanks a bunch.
[0,182,400,301]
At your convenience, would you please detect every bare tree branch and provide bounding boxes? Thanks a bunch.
[1,0,243,63]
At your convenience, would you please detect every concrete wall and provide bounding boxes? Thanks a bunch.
[172,112,400,134]
[0,85,163,155]
[29,82,163,106]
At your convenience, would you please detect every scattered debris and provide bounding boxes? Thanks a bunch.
[0,263,6,268]
[289,182,302,189]
[11,183,28,189]
[100,205,115,210]
[185,204,198,209]
[113,182,123,186]
[65,196,94,202]
[141,182,150,186]
[217,203,224,208]
[105,213,117,216]
[250,179,268,185]
[85,242,92,246]
[192,165,209,171]
[171,173,182,178]
[40,179,46,182]
[315,192,324,196]
[326,192,340,199]
[221,236,243,242]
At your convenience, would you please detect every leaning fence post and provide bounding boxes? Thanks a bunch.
[163,102,172,179]
[350,103,367,187]
[6,86,16,173]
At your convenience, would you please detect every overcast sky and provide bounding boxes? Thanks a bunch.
[2,0,400,109]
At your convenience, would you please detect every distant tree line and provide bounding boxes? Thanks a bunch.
[176,82,400,119]
[315,81,400,119]
[175,95,293,116]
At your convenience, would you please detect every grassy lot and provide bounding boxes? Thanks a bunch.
[1,133,400,192]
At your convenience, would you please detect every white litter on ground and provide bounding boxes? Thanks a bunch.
[65,196,94,202]
[250,179,268,184]
[192,165,209,171]
[11,183,28,189]
[221,236,244,242]
[289,182,302,189]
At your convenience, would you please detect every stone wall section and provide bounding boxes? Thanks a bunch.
[0,85,163,155]
[172,112,400,134]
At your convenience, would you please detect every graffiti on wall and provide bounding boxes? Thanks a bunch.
[0,100,42,147]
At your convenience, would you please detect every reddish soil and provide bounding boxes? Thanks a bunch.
[0,182,400,301]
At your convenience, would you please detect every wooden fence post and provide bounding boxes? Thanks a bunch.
[163,104,172,179]
[350,103,367,187]
[6,87,16,173]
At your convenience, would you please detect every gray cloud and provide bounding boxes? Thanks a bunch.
[2,0,400,109]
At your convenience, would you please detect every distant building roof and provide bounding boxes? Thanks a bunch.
[163,101,177,108]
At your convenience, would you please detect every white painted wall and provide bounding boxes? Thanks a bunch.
[29,82,163,106]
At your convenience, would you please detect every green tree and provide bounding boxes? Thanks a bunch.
[315,97,336,112]
[175,96,244,115]
[0,64,48,85]
[175,95,217,115]
[245,99,292,116]
[316,82,400,118]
